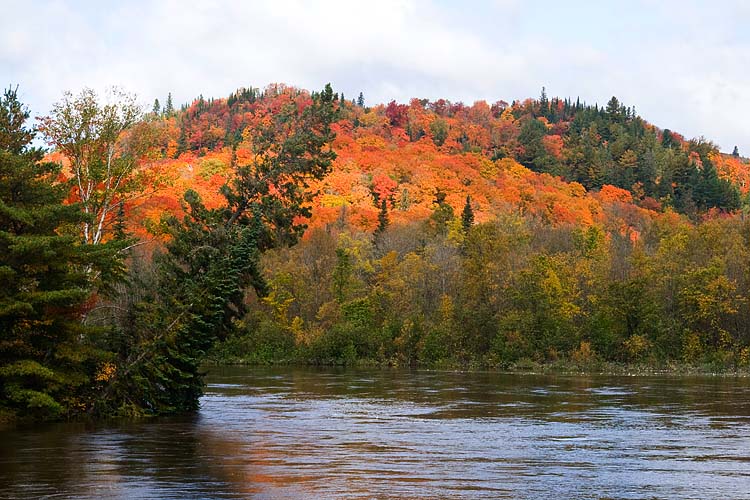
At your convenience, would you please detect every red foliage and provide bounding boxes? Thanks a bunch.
[57,84,693,246]
[385,101,409,128]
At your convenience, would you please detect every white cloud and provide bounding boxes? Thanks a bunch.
[2,0,749,154]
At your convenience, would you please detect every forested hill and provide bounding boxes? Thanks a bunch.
[133,84,747,239]
[5,83,750,422]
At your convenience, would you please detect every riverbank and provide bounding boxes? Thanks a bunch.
[204,355,750,377]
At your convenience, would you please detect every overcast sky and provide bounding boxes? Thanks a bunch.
[2,0,749,153]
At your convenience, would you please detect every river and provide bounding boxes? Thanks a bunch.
[2,367,750,498]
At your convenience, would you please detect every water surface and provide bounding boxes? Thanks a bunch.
[2,367,750,498]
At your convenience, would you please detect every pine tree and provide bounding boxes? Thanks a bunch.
[733,146,740,157]
[152,98,161,115]
[428,189,455,235]
[375,198,389,236]
[461,195,474,232]
[539,86,549,118]
[662,129,677,149]
[606,96,621,117]
[113,202,127,241]
[164,92,174,116]
[0,87,124,420]
[357,92,365,107]
[176,124,187,157]
[102,84,340,415]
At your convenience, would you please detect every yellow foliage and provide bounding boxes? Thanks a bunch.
[571,341,595,364]
[319,193,349,207]
[623,334,651,362]
[359,109,389,128]
[739,347,750,367]
[198,157,228,179]
[479,156,498,179]
[95,362,117,382]
[683,332,703,363]
[500,107,515,122]
[356,135,387,150]
[290,316,310,346]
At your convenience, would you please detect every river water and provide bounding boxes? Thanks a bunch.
[2,367,750,499]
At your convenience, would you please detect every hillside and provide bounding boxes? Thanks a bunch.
[105,84,750,370]
[7,82,750,423]
[124,84,749,243]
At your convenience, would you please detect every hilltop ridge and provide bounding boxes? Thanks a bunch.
[124,84,749,241]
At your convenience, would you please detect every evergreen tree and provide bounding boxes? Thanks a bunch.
[101,84,339,415]
[461,195,474,232]
[375,198,389,236]
[164,92,174,116]
[539,87,549,118]
[357,92,365,107]
[662,129,677,149]
[0,87,124,420]
[733,146,740,157]
[176,124,187,157]
[428,189,455,235]
[606,96,621,119]
[517,117,548,171]
[152,98,161,115]
[113,202,127,241]
[332,248,353,303]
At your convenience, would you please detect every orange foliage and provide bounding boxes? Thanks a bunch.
[542,135,564,159]
[713,152,750,195]
[44,84,678,245]
[597,184,633,204]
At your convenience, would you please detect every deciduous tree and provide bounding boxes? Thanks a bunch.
[39,87,143,245]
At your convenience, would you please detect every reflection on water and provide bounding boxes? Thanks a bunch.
[2,368,750,498]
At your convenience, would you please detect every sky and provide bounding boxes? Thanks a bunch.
[2,0,749,154]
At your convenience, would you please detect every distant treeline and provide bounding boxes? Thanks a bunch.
[169,86,743,218]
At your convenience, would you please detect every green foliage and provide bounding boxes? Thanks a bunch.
[429,117,449,147]
[98,84,339,415]
[517,117,548,170]
[0,87,125,421]
[375,198,389,237]
[198,157,228,179]
[427,189,455,236]
[205,211,750,373]
[461,195,474,232]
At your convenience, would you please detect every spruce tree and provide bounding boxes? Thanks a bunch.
[461,195,474,232]
[375,198,389,236]
[428,189,455,236]
[539,87,549,118]
[0,87,124,420]
[606,96,621,118]
[164,92,174,116]
[102,84,339,414]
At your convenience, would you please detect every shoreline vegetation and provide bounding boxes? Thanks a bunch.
[4,83,750,422]
[205,358,750,378]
